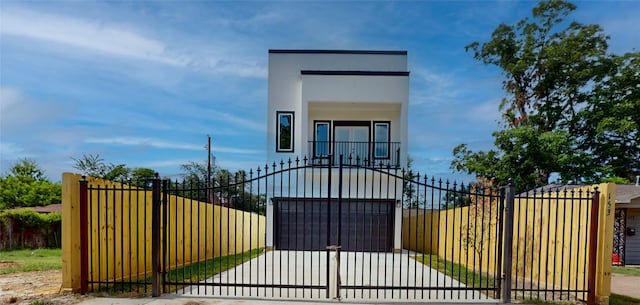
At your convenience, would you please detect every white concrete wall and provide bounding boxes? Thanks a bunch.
[267,51,409,165]
[263,170,405,199]
[266,50,409,251]
[301,75,407,166]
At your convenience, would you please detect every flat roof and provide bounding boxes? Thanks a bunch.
[269,49,407,55]
[301,70,409,76]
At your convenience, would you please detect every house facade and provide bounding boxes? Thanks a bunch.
[265,50,410,252]
[614,183,640,265]
[267,50,409,166]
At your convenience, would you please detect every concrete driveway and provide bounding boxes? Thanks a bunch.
[179,250,496,302]
[611,273,640,299]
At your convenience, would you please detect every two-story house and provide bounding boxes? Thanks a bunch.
[266,50,409,253]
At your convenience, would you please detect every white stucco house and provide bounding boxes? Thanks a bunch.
[265,50,410,252]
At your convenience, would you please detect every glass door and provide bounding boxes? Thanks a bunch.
[334,125,369,164]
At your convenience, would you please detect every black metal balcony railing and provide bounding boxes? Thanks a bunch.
[308,141,401,167]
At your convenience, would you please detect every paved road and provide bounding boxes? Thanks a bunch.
[70,261,638,305]
[76,296,497,305]
[611,273,640,299]
[177,250,495,302]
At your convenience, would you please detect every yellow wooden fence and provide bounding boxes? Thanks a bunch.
[62,173,265,292]
[402,183,614,304]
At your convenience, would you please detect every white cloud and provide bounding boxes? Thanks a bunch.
[201,59,267,78]
[1,9,184,66]
[84,136,262,154]
[0,142,28,160]
[0,8,267,78]
[0,87,20,111]
[214,146,264,155]
[0,86,69,131]
[172,104,266,133]
[216,159,267,172]
[85,137,203,151]
[210,110,266,133]
[461,99,501,125]
[141,159,191,168]
[410,68,460,107]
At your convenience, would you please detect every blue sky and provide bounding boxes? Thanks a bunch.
[1,1,638,182]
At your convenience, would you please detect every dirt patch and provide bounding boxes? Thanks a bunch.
[0,261,19,270]
[0,269,90,305]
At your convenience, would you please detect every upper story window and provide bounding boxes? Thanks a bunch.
[374,122,390,158]
[311,120,393,160]
[314,121,330,157]
[277,111,294,152]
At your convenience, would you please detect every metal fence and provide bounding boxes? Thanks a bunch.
[510,186,598,303]
[81,179,154,293]
[308,141,401,168]
[78,156,601,303]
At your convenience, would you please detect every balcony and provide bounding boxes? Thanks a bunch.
[308,141,401,168]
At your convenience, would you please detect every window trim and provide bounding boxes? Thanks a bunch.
[276,111,294,152]
[373,121,391,159]
[332,121,371,163]
[332,121,371,142]
[313,120,331,158]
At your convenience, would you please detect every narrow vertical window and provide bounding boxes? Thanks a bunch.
[276,111,294,152]
[314,121,330,157]
[373,122,390,158]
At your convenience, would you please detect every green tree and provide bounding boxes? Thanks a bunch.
[175,161,264,214]
[72,154,108,178]
[402,157,428,208]
[453,0,639,187]
[465,0,608,130]
[453,126,588,187]
[179,160,214,183]
[443,182,472,209]
[72,153,131,180]
[72,153,157,183]
[174,160,210,202]
[103,163,130,181]
[130,167,156,182]
[0,159,61,209]
[9,158,47,182]
[578,52,640,181]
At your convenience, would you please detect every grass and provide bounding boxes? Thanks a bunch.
[97,248,265,295]
[612,265,640,277]
[610,293,640,305]
[413,254,495,289]
[520,298,575,305]
[165,248,264,285]
[0,248,62,274]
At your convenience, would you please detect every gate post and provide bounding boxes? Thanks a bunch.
[161,179,169,295]
[587,187,600,305]
[151,173,162,297]
[501,179,515,303]
[494,186,505,299]
[79,176,88,294]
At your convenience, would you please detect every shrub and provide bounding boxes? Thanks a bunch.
[0,209,62,249]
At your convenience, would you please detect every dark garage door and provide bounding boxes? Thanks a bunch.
[273,198,395,252]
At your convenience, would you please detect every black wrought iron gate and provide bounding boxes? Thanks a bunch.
[79,156,602,303]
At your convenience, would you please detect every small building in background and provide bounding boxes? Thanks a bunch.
[614,182,640,265]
